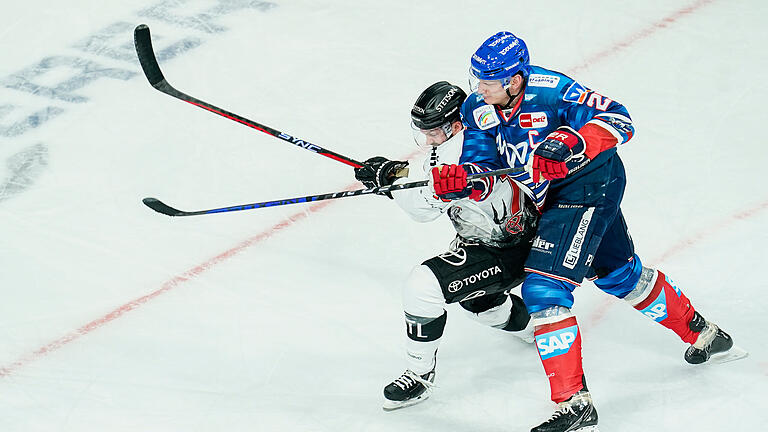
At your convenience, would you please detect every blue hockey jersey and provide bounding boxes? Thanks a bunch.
[459,65,635,209]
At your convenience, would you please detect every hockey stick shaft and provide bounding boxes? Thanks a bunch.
[133,24,363,168]
[142,166,526,217]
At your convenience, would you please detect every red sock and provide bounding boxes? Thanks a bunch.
[534,316,584,403]
[634,270,697,344]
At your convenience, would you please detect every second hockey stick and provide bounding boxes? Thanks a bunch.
[133,24,363,168]
[142,166,526,217]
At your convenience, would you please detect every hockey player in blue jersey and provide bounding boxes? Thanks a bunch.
[430,31,738,432]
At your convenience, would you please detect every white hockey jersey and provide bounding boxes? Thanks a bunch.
[391,132,537,247]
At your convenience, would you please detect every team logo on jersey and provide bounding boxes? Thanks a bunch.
[536,325,579,360]
[519,112,548,129]
[596,114,634,137]
[505,214,524,234]
[563,81,588,104]
[473,105,500,130]
[528,74,560,88]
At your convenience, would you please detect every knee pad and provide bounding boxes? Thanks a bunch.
[593,255,643,299]
[502,294,531,332]
[461,295,510,328]
[460,294,530,331]
[522,273,577,314]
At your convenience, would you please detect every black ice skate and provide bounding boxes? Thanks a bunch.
[382,369,435,411]
[685,312,745,364]
[531,390,599,432]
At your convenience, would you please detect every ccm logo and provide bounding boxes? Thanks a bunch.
[519,112,548,129]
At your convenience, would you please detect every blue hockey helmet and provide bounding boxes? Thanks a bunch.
[469,32,530,90]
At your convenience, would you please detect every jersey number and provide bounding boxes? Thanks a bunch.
[586,93,612,111]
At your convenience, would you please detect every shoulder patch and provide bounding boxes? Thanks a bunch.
[472,105,500,130]
[528,74,560,88]
[563,81,588,104]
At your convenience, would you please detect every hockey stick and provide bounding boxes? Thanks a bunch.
[133,24,363,168]
[142,166,526,217]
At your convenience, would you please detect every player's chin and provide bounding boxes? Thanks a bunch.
[482,95,504,105]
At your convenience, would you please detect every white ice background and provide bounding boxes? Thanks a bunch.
[1,1,767,431]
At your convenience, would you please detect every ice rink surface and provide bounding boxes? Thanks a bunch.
[1,1,767,430]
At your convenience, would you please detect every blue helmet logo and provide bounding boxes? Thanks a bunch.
[470,32,530,84]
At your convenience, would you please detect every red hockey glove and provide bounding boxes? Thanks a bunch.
[531,127,587,181]
[431,164,472,199]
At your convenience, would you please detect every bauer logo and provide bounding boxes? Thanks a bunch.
[528,74,560,88]
[563,81,588,104]
[499,40,520,55]
[519,112,548,129]
[536,325,579,360]
[473,105,500,130]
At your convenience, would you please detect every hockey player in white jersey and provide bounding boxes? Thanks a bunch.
[354,81,540,410]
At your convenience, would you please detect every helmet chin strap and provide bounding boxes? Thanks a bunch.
[501,85,523,110]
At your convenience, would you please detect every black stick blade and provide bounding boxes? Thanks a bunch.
[143,197,183,216]
[134,24,166,86]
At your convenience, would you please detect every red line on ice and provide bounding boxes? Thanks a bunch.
[0,198,338,378]
[567,0,716,76]
[0,0,723,379]
[584,198,768,330]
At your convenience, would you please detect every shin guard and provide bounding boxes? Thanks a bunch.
[534,316,585,403]
[630,269,698,344]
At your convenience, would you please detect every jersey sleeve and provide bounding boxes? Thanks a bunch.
[557,81,635,159]
[391,160,449,223]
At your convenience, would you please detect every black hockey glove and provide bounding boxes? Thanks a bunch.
[354,156,408,197]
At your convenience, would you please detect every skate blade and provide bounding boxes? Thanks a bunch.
[708,345,749,365]
[575,426,599,432]
[382,391,431,411]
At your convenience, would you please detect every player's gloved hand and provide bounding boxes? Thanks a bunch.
[430,164,472,200]
[531,126,587,181]
[355,156,408,188]
[354,156,408,198]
